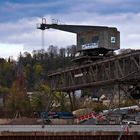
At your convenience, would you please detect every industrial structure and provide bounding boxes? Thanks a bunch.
[38,18,120,63]
[37,18,140,98]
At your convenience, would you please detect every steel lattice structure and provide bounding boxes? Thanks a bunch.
[48,50,140,91]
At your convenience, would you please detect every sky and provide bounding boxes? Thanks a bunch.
[0,0,140,59]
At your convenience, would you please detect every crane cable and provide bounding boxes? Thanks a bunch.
[42,30,45,51]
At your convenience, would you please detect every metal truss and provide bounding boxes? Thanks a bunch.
[48,50,140,92]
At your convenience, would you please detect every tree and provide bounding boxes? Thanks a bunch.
[0,46,76,113]
[30,92,45,112]
[66,45,76,57]
[66,47,71,57]
[59,47,66,58]
[6,81,30,116]
[31,84,54,112]
[70,45,77,57]
[34,64,43,77]
[0,61,15,87]
[0,87,9,108]
[54,92,69,111]
[48,45,58,58]
[30,84,70,112]
[24,64,35,90]
[33,64,44,87]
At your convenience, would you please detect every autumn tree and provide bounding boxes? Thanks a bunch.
[0,60,15,87]
[0,87,9,108]
[6,81,30,117]
[30,84,54,112]
[6,55,31,117]
[54,92,69,111]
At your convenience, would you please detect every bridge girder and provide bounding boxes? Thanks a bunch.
[48,50,140,92]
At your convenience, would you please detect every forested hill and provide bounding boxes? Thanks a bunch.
[0,45,76,91]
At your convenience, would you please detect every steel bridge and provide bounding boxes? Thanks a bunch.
[48,50,140,92]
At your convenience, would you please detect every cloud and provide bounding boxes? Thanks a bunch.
[0,43,24,59]
[4,1,62,11]
[1,0,140,23]
[0,16,76,53]
[0,1,140,58]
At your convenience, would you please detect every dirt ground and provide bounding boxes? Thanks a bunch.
[0,117,75,125]
[0,117,41,125]
[0,119,11,125]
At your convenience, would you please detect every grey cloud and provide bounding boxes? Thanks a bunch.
[4,1,62,10]
[0,12,140,58]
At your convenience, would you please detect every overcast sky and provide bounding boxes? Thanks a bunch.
[0,0,140,59]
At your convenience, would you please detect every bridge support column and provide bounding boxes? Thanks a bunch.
[68,91,76,111]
